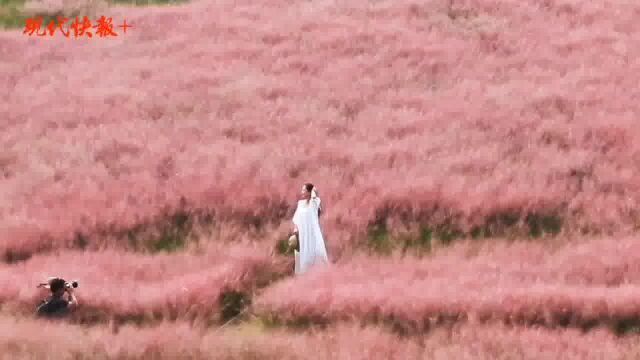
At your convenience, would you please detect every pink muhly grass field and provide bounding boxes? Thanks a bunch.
[4,0,640,357]
[0,317,633,360]
[2,0,640,255]
[255,237,640,330]
[0,243,278,322]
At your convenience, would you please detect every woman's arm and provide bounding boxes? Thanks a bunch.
[311,196,321,209]
[66,288,78,309]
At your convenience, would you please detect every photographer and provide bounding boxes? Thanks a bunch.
[35,278,78,318]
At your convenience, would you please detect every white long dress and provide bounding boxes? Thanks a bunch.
[292,197,329,274]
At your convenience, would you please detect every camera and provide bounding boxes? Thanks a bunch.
[65,280,79,289]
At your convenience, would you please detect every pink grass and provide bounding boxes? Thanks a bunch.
[0,243,277,321]
[0,316,633,360]
[255,236,640,329]
[2,0,640,254]
[4,0,640,355]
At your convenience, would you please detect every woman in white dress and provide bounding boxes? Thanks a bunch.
[291,183,329,274]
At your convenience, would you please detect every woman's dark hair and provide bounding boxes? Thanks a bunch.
[304,183,314,193]
[304,183,322,217]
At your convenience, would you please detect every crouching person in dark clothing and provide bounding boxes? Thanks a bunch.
[36,278,78,318]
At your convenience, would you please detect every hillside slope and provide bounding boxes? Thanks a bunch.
[3,0,640,358]
[2,0,640,257]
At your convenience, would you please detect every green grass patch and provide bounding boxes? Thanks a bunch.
[151,210,190,252]
[610,316,640,336]
[0,0,189,30]
[257,313,330,331]
[274,238,291,255]
[106,209,197,253]
[73,231,89,249]
[1,0,29,29]
[367,221,393,255]
[218,289,250,323]
[526,212,563,237]
[366,206,566,255]
[400,226,433,255]
[434,222,463,245]
[109,0,188,5]
[130,209,192,253]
